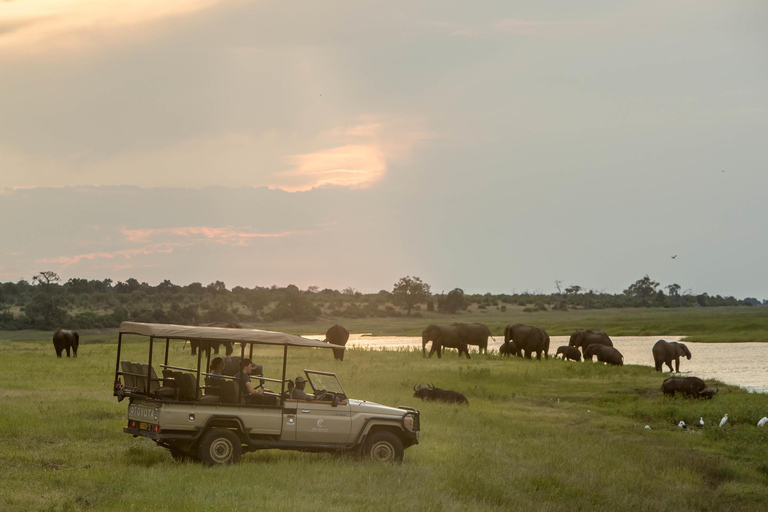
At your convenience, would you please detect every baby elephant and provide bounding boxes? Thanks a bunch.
[584,344,624,365]
[556,346,582,362]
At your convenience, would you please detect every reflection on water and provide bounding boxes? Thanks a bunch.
[332,334,768,393]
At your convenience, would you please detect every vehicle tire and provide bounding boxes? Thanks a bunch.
[363,431,404,463]
[197,429,242,466]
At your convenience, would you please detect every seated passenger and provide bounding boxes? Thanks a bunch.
[235,359,276,405]
[209,357,225,377]
[290,376,314,401]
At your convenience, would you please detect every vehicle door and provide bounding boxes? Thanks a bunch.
[295,371,351,444]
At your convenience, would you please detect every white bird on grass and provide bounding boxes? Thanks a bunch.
[719,414,728,427]
[757,417,768,427]
[678,421,686,429]
[699,417,704,427]
[644,425,651,430]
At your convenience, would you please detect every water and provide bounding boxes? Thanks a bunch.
[335,334,768,393]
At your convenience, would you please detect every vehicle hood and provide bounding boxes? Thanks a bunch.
[348,399,406,416]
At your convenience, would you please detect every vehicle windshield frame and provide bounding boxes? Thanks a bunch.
[304,370,346,396]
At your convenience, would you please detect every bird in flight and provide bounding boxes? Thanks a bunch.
[671,255,677,259]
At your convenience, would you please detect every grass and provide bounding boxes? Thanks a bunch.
[2,332,768,511]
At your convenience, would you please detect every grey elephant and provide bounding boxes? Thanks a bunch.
[422,325,471,359]
[555,346,582,362]
[53,329,79,358]
[569,329,613,359]
[652,340,691,372]
[499,340,517,356]
[324,324,350,361]
[451,322,492,354]
[584,344,623,366]
[503,324,549,360]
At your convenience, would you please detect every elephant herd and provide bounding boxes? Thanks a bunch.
[421,324,696,374]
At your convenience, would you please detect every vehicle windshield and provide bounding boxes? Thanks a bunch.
[305,371,345,395]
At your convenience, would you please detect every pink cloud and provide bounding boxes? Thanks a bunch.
[36,245,177,268]
[122,226,301,246]
[277,144,387,192]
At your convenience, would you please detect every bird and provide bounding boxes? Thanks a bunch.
[758,417,768,427]
[699,417,704,427]
[719,414,728,427]
[671,255,677,259]
[644,425,651,430]
[678,420,686,429]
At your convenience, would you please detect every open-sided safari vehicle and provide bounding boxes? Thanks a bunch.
[113,322,420,464]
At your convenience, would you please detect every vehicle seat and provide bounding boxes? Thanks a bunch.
[176,373,199,401]
[131,362,145,392]
[220,380,241,404]
[120,361,136,389]
[204,376,225,396]
[282,379,294,400]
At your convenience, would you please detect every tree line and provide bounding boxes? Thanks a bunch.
[0,272,761,331]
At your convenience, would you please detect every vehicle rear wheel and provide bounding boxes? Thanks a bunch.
[197,429,242,466]
[363,431,404,463]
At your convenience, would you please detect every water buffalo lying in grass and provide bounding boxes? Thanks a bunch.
[584,344,624,365]
[556,346,582,362]
[662,377,708,398]
[53,329,79,358]
[412,383,468,404]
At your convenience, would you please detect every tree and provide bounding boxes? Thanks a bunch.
[666,283,681,297]
[437,288,467,314]
[32,271,60,287]
[392,276,431,316]
[624,275,660,305]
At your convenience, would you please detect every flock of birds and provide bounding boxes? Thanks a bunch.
[661,414,768,430]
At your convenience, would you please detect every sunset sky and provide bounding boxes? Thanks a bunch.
[1,0,766,297]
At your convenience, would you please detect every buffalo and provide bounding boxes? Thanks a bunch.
[662,377,708,398]
[412,383,468,405]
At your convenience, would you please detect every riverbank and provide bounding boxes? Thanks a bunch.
[1,336,767,511]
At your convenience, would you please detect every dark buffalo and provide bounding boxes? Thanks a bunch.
[53,329,79,358]
[662,377,707,398]
[412,383,468,404]
[699,387,718,399]
[324,324,349,361]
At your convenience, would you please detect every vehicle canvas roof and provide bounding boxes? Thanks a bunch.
[119,321,336,349]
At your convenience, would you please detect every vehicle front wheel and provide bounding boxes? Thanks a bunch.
[363,431,404,463]
[197,429,242,466]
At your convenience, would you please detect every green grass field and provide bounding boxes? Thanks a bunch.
[2,330,768,511]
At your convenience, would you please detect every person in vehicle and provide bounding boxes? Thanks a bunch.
[209,357,225,377]
[290,376,314,400]
[235,359,275,405]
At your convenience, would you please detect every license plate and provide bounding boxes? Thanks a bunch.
[139,422,151,430]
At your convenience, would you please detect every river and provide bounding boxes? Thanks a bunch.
[331,334,768,393]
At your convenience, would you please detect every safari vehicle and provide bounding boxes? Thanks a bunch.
[113,322,420,464]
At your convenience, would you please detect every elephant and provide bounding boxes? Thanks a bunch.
[652,340,691,372]
[499,340,517,356]
[421,325,471,359]
[503,324,549,360]
[568,329,613,359]
[451,322,492,354]
[189,322,242,356]
[661,377,706,398]
[53,329,79,358]
[555,346,582,362]
[324,324,349,361]
[584,344,623,366]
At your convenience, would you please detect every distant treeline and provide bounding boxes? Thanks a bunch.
[0,273,763,331]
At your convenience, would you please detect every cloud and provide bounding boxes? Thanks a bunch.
[36,245,177,268]
[122,226,303,246]
[494,19,598,36]
[0,0,226,60]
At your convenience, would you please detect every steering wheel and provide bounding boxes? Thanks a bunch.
[315,389,328,401]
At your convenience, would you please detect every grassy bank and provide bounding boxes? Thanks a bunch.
[1,306,767,343]
[2,334,768,511]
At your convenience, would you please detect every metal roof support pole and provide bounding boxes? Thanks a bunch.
[280,345,287,406]
[249,343,253,361]
[205,346,211,376]
[164,338,170,367]
[196,343,203,400]
[114,332,123,385]
[147,336,154,394]
[240,342,245,360]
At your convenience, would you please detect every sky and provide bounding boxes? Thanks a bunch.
[1,0,767,297]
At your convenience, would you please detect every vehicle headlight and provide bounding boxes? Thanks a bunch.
[403,414,415,432]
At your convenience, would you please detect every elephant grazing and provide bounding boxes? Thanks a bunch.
[503,324,549,360]
[189,322,242,356]
[499,340,517,356]
[584,344,623,366]
[555,346,582,362]
[451,323,492,354]
[53,329,79,358]
[662,377,706,398]
[652,340,691,372]
[421,325,471,359]
[568,329,613,360]
[324,324,349,361]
